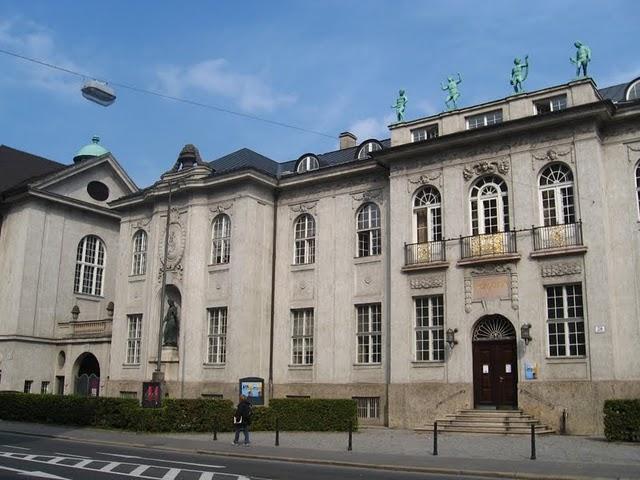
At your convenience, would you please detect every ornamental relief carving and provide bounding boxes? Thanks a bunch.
[130,216,151,231]
[625,141,640,163]
[531,146,573,170]
[540,262,582,277]
[463,158,510,181]
[350,189,383,206]
[464,264,518,312]
[407,170,442,192]
[409,275,444,289]
[209,202,233,219]
[157,207,186,282]
[289,201,318,215]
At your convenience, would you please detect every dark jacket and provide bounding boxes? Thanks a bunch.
[234,400,252,426]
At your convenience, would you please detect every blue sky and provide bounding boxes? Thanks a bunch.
[0,1,638,188]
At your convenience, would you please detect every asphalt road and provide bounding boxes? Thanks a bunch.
[0,431,499,480]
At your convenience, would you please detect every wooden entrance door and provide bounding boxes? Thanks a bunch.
[473,340,517,408]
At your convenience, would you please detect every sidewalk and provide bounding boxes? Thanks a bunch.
[1,420,639,479]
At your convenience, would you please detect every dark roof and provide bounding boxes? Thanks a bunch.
[209,148,279,177]
[598,83,628,103]
[0,145,67,195]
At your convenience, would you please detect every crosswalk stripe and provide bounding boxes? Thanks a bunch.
[197,473,214,480]
[72,459,93,468]
[129,464,150,476]
[160,467,181,480]
[47,457,68,465]
[99,462,121,472]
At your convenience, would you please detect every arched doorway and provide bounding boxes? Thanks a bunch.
[74,353,100,397]
[472,315,517,409]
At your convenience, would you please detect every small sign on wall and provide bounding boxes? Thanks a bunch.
[482,364,489,374]
[594,325,606,334]
[505,364,512,373]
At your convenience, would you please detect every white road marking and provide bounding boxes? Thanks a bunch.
[0,464,69,479]
[99,461,122,472]
[54,452,90,458]
[98,452,226,469]
[0,445,30,450]
[160,467,181,479]
[128,464,151,476]
[197,473,214,480]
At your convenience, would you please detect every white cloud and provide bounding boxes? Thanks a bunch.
[156,59,297,113]
[348,113,395,141]
[0,18,83,97]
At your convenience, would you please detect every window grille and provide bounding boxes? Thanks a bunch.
[207,307,228,364]
[291,309,314,365]
[74,235,106,296]
[415,296,445,361]
[354,397,380,418]
[356,304,382,364]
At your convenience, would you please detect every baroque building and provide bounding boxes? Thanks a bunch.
[1,77,640,434]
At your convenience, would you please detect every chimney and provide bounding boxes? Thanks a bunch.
[339,131,357,150]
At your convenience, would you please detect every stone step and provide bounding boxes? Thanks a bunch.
[436,421,541,429]
[443,415,537,423]
[416,425,554,435]
[415,408,554,435]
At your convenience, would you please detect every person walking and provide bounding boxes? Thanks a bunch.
[232,395,252,446]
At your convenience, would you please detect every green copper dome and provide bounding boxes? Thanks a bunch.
[73,136,109,163]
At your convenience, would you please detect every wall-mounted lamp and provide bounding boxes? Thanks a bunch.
[71,305,80,321]
[446,328,458,349]
[521,323,532,345]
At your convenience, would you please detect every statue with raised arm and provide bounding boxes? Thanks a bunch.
[441,73,462,111]
[162,298,179,347]
[570,41,591,78]
[391,89,408,123]
[510,55,529,94]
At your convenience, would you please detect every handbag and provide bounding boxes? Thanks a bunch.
[233,415,243,425]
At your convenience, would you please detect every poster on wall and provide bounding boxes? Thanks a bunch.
[142,381,162,408]
[238,377,264,405]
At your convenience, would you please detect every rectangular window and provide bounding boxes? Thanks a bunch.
[126,314,142,364]
[354,397,380,419]
[120,391,138,399]
[24,380,33,394]
[466,109,503,130]
[291,309,314,365]
[356,304,382,364]
[286,395,311,399]
[534,95,567,114]
[207,307,228,364]
[546,284,586,357]
[201,393,224,399]
[40,381,50,394]
[56,376,64,395]
[415,296,445,361]
[411,125,438,142]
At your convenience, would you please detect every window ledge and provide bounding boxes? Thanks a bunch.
[457,253,521,267]
[545,357,587,364]
[208,264,230,273]
[353,363,382,370]
[354,255,382,265]
[411,361,445,368]
[530,246,587,259]
[74,293,103,302]
[128,275,146,283]
[122,363,141,369]
[291,263,315,272]
[288,364,313,370]
[203,363,226,369]
[401,261,449,273]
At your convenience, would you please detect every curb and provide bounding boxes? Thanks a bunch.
[0,428,621,480]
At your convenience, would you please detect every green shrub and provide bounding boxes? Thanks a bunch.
[604,399,640,442]
[0,394,356,433]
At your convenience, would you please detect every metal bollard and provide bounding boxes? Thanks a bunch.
[433,421,438,456]
[530,424,536,460]
[348,420,353,451]
[212,418,217,441]
[560,409,567,435]
[275,417,280,446]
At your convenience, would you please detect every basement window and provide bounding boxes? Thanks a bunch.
[354,396,380,418]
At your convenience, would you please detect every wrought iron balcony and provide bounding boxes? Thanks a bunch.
[460,231,517,259]
[404,240,446,266]
[532,222,583,251]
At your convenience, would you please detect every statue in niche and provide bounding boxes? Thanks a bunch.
[510,55,529,93]
[162,298,179,347]
[391,89,408,122]
[570,41,591,78]
[441,73,462,111]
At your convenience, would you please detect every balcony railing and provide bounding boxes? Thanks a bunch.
[460,231,517,259]
[532,222,583,251]
[405,240,446,266]
[59,319,113,338]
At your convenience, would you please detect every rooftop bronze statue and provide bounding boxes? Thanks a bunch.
[391,89,408,123]
[162,298,179,347]
[441,73,462,111]
[510,55,529,94]
[570,41,591,78]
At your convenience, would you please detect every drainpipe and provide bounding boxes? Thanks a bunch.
[268,189,280,401]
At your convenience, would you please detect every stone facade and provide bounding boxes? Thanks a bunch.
[2,78,640,435]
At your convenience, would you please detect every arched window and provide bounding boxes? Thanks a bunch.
[626,79,640,101]
[636,162,640,218]
[539,164,575,226]
[293,214,315,264]
[211,214,231,265]
[413,186,442,243]
[74,235,105,296]
[357,141,382,159]
[356,203,381,257]
[131,230,147,275]
[470,176,509,234]
[296,155,319,173]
